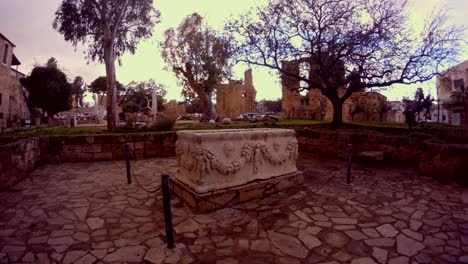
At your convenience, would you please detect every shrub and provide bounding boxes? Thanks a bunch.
[151,116,176,131]
[112,123,147,133]
[112,114,175,133]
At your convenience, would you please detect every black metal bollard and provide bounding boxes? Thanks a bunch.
[347,144,352,184]
[161,174,174,249]
[125,144,131,184]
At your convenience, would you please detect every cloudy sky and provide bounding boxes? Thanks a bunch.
[1,0,467,104]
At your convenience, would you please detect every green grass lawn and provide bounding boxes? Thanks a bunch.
[346,121,407,128]
[1,119,465,145]
[275,119,327,126]
[1,126,107,138]
[174,119,326,130]
[346,120,460,130]
[174,121,272,130]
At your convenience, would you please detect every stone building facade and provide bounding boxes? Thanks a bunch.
[437,60,468,126]
[163,100,186,118]
[346,92,388,122]
[386,101,406,123]
[216,70,256,119]
[281,59,388,122]
[0,33,30,129]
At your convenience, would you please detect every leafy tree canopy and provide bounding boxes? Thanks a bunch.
[260,99,282,113]
[161,13,233,121]
[89,76,124,95]
[403,88,434,124]
[185,98,204,114]
[121,80,166,113]
[53,0,160,130]
[20,58,72,116]
[53,0,159,63]
[71,76,86,108]
[46,57,58,68]
[414,88,435,121]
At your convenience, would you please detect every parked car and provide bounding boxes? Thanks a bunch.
[239,113,264,120]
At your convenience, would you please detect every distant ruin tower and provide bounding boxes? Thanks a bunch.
[216,70,257,118]
[244,69,253,85]
[243,69,256,113]
[281,61,301,118]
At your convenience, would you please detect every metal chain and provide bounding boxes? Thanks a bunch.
[122,144,442,222]
[131,166,162,193]
[122,144,336,211]
[123,144,162,193]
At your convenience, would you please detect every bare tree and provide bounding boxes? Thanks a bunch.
[161,13,233,121]
[53,0,159,131]
[229,0,464,126]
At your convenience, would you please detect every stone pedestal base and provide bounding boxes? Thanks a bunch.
[170,171,304,213]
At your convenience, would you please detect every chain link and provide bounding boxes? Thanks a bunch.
[131,166,162,193]
[122,144,336,210]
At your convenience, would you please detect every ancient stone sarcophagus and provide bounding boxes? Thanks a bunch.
[174,128,300,193]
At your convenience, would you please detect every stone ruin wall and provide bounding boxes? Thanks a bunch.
[163,100,186,118]
[0,137,40,191]
[281,59,388,122]
[346,92,388,122]
[296,129,468,185]
[216,70,256,119]
[2,129,467,191]
[0,67,30,128]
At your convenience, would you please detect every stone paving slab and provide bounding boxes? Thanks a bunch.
[0,153,467,263]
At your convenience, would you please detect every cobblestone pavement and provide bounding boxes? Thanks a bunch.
[1,153,468,264]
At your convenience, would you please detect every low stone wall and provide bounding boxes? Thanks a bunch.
[39,132,176,163]
[296,130,423,166]
[419,143,468,184]
[0,138,40,191]
[1,129,467,191]
[296,129,468,184]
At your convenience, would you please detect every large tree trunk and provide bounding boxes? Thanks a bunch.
[331,99,344,127]
[199,92,218,121]
[103,33,118,132]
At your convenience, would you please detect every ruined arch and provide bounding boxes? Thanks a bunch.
[281,58,327,119]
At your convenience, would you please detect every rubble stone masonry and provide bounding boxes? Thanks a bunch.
[216,70,256,118]
[1,129,467,191]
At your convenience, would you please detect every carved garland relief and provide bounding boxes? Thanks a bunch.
[175,140,298,185]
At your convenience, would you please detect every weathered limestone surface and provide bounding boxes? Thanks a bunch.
[296,129,468,184]
[0,56,31,129]
[171,171,304,212]
[281,59,388,122]
[40,132,176,163]
[0,132,176,190]
[216,69,256,119]
[162,100,186,118]
[175,128,299,193]
[1,128,466,193]
[0,138,39,191]
[1,153,467,263]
